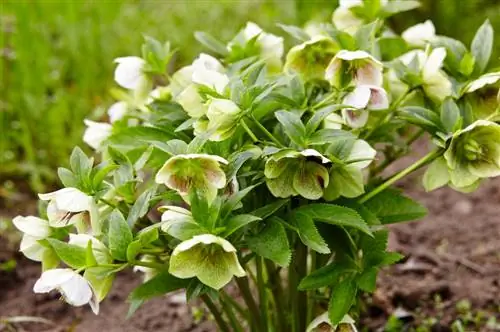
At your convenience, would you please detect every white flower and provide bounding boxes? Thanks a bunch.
[324,113,344,129]
[34,268,99,314]
[342,85,389,128]
[326,50,384,88]
[114,56,147,90]
[107,101,127,123]
[235,22,284,70]
[13,216,51,261]
[191,53,229,94]
[300,149,331,164]
[346,139,377,169]
[465,72,500,93]
[39,188,93,228]
[83,120,112,150]
[402,20,436,47]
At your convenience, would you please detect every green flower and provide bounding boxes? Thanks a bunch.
[204,98,243,141]
[443,120,500,189]
[265,149,330,200]
[284,36,339,81]
[169,234,246,290]
[155,154,228,203]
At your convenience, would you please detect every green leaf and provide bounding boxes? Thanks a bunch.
[127,185,157,227]
[356,267,378,292]
[246,218,291,267]
[299,261,356,290]
[292,212,330,254]
[108,210,134,261]
[277,23,310,41]
[359,230,390,267]
[440,98,462,133]
[91,163,119,189]
[275,110,306,146]
[223,214,261,237]
[84,268,115,301]
[85,241,97,267]
[128,271,189,317]
[294,204,372,235]
[324,166,365,201]
[328,277,357,325]
[250,199,288,219]
[194,31,229,56]
[459,52,475,77]
[471,19,493,74]
[363,188,427,223]
[106,126,177,149]
[57,167,77,188]
[432,36,467,74]
[70,147,93,184]
[355,20,380,52]
[379,252,404,266]
[126,240,142,262]
[307,129,355,146]
[398,106,442,131]
[47,238,87,269]
[305,105,345,135]
[138,227,159,246]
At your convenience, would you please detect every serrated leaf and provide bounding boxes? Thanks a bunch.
[47,238,86,269]
[246,218,291,267]
[108,210,134,261]
[128,271,189,317]
[293,212,330,254]
[250,199,288,219]
[294,204,372,235]
[363,188,427,223]
[328,277,357,325]
[471,19,493,74]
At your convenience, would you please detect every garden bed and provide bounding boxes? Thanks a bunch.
[1,176,499,332]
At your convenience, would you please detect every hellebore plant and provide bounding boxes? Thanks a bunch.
[15,1,500,331]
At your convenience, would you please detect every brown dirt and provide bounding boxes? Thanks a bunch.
[1,166,500,331]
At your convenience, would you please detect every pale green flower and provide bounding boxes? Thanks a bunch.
[205,98,243,141]
[443,120,500,189]
[265,149,330,200]
[332,0,364,35]
[155,154,228,203]
[326,50,383,88]
[169,234,246,290]
[284,36,339,81]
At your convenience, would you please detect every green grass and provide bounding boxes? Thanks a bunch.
[1,0,499,192]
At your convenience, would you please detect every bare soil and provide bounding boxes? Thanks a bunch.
[1,170,499,331]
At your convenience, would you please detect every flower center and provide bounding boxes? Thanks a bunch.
[464,139,483,161]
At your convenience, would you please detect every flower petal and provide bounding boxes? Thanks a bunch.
[114,56,146,90]
[39,188,92,213]
[423,47,446,78]
[293,161,329,200]
[342,109,369,128]
[20,235,48,261]
[347,139,376,169]
[107,101,128,123]
[402,20,436,46]
[343,86,371,109]
[13,216,50,238]
[83,120,112,150]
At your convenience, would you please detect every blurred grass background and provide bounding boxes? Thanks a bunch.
[1,0,499,195]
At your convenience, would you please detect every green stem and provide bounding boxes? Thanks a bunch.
[235,277,262,332]
[249,115,284,147]
[265,261,287,332]
[256,256,269,332]
[99,198,118,209]
[359,149,442,204]
[295,243,308,332]
[240,118,259,143]
[221,290,249,319]
[220,295,245,332]
[201,295,231,332]
[306,250,316,326]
